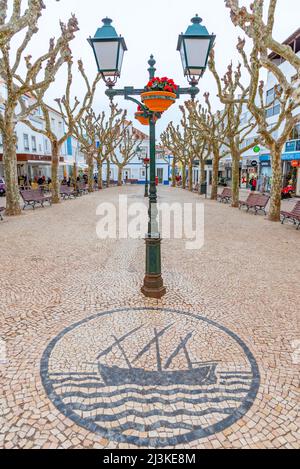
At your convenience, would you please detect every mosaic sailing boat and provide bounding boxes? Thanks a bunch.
[97,324,218,387]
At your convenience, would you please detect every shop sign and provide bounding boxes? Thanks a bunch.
[291,160,300,168]
[251,160,258,167]
[285,141,296,152]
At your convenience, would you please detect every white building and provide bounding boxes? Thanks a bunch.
[222,28,300,196]
[99,124,171,185]
[0,81,85,183]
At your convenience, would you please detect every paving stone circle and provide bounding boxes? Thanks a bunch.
[41,307,260,447]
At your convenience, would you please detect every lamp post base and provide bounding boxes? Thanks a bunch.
[141,274,166,299]
[141,236,166,299]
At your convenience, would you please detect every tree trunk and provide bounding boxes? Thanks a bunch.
[188,161,193,192]
[97,159,102,191]
[118,167,123,186]
[2,109,21,216]
[182,163,186,190]
[51,140,60,204]
[269,145,283,222]
[73,163,77,191]
[211,150,219,201]
[106,158,111,188]
[172,156,176,187]
[231,147,240,208]
[88,161,94,192]
[198,158,206,194]
[200,159,206,184]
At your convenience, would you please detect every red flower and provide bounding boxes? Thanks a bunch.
[146,76,178,91]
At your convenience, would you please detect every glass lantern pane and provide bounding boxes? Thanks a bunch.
[185,38,211,69]
[93,41,119,73]
[117,45,125,73]
[180,42,187,70]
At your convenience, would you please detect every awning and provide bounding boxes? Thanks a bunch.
[27,161,67,166]
[260,153,300,162]
[27,160,51,165]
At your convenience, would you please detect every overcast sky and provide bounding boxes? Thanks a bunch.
[14,0,300,136]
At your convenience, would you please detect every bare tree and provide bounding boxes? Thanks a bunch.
[94,105,129,190]
[75,110,97,193]
[112,127,141,186]
[186,97,229,200]
[160,123,180,188]
[0,4,78,215]
[22,58,100,203]
[208,53,259,207]
[225,0,300,221]
[194,138,211,192]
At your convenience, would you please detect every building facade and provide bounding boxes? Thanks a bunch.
[99,125,171,185]
[0,81,85,183]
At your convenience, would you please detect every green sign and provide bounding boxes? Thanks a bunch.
[253,146,261,154]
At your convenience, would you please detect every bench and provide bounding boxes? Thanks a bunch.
[239,193,270,215]
[60,185,78,199]
[217,188,232,203]
[0,206,5,220]
[281,200,300,230]
[77,182,89,195]
[20,189,52,210]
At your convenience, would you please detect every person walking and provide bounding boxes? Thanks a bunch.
[249,176,257,192]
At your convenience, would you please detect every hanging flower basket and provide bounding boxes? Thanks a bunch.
[135,106,159,126]
[141,77,178,113]
[135,112,149,126]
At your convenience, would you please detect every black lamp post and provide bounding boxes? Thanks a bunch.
[88,16,215,299]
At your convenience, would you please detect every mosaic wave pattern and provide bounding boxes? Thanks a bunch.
[41,308,260,447]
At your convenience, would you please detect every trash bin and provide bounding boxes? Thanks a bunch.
[200,182,207,198]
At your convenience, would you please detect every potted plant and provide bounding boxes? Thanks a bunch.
[141,77,178,112]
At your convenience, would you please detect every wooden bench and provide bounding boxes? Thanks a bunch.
[60,186,78,199]
[0,206,5,220]
[239,193,270,215]
[281,200,300,230]
[20,189,52,210]
[217,188,232,203]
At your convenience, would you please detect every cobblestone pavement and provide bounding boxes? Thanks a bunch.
[0,186,299,449]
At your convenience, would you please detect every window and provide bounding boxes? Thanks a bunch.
[23,134,29,150]
[291,124,300,140]
[31,136,37,152]
[44,139,49,153]
[51,118,55,131]
[265,87,281,118]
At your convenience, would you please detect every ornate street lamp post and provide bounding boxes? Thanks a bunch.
[88,15,215,299]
